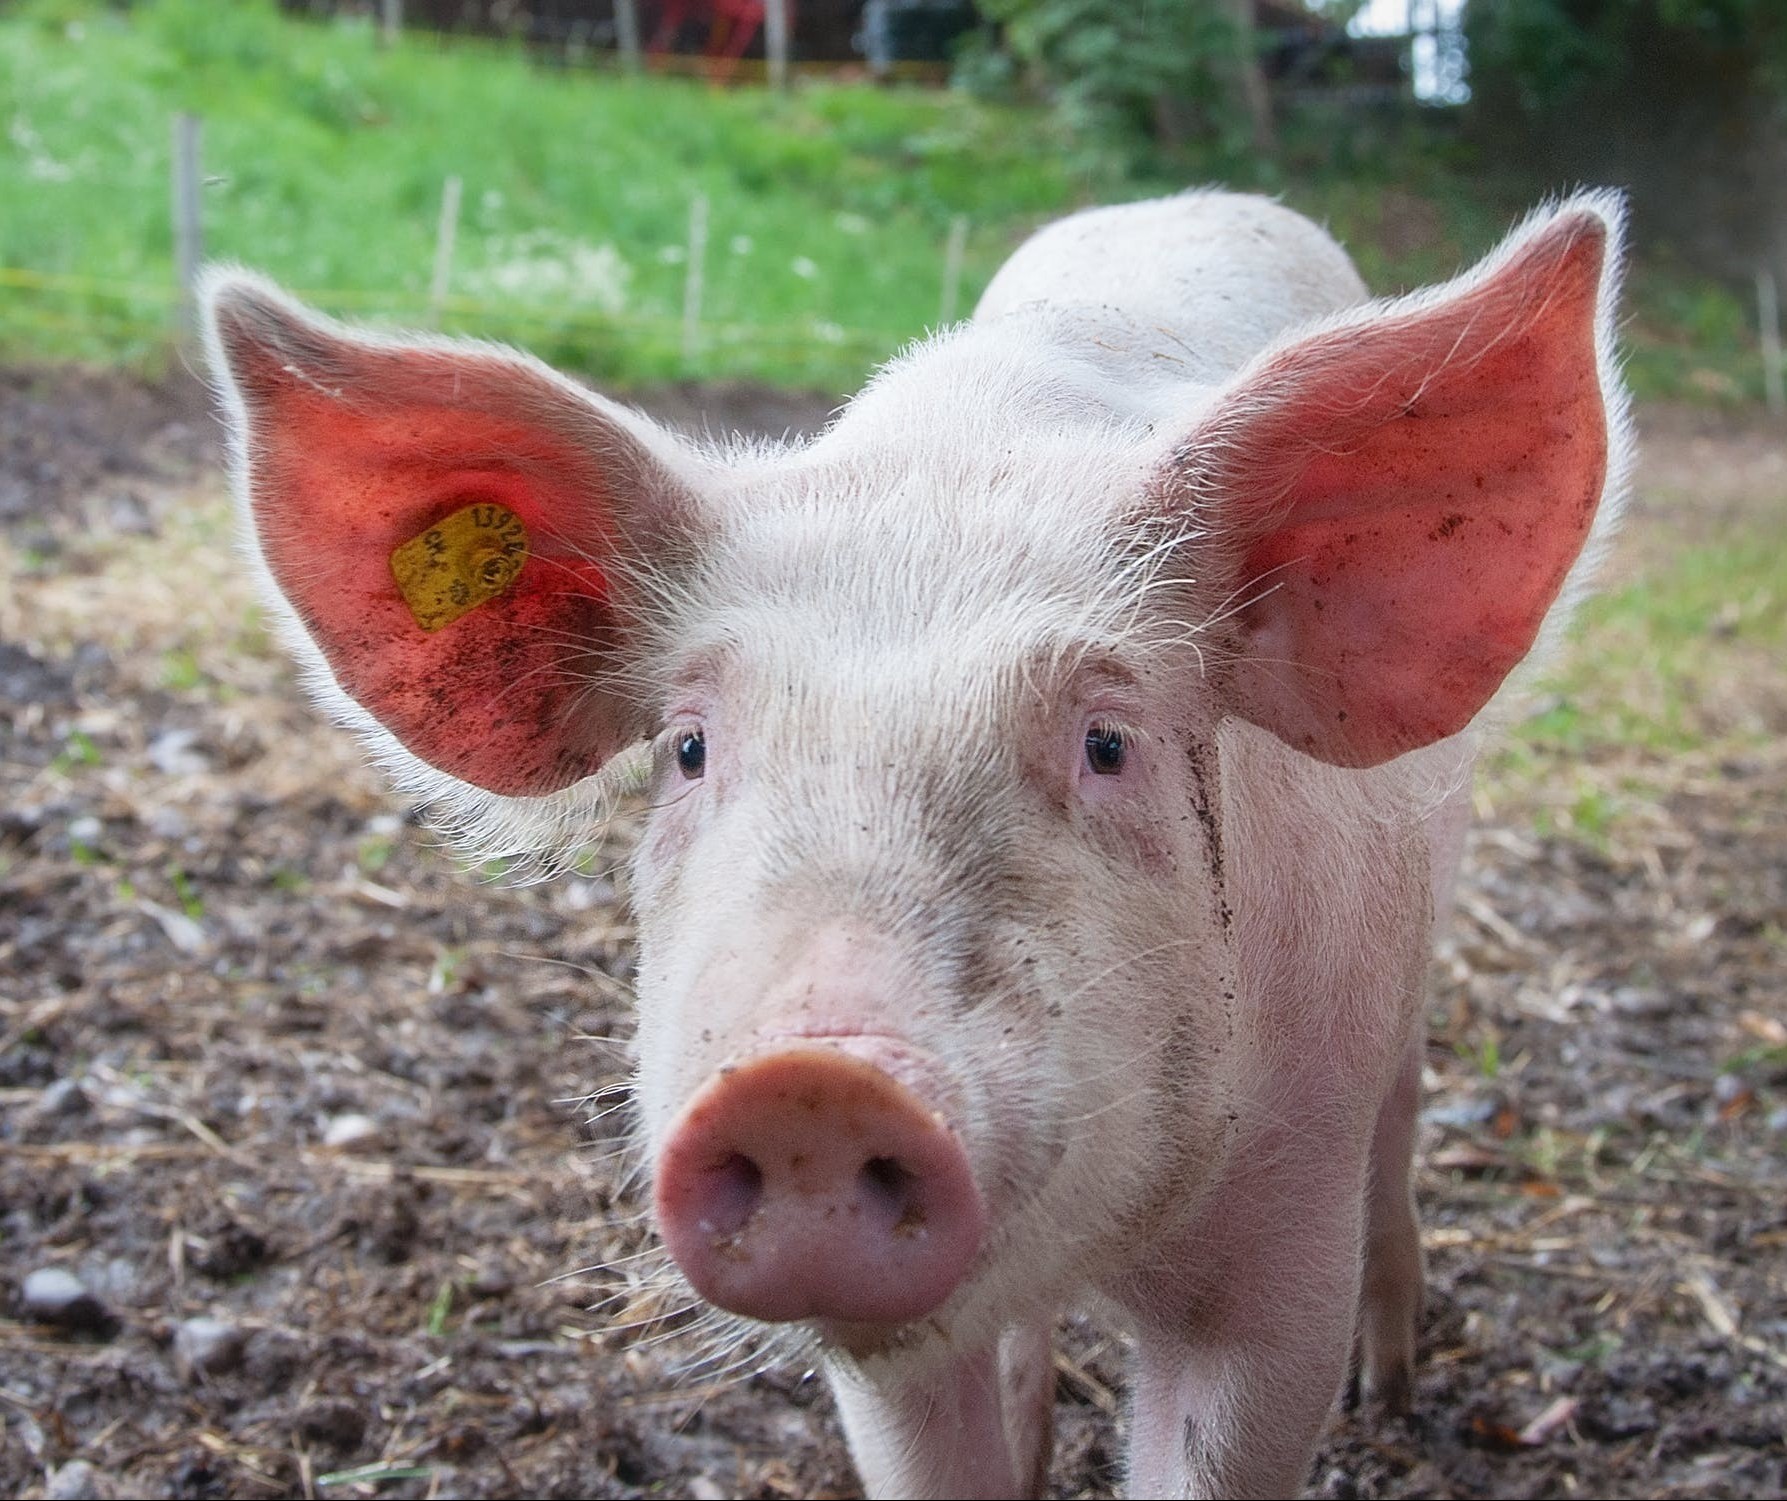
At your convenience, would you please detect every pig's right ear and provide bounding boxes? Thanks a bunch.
[204,273,698,800]
[1156,195,1627,769]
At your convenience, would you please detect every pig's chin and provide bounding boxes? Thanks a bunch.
[812,1311,944,1362]
[804,1244,1067,1380]
[807,1279,1001,1370]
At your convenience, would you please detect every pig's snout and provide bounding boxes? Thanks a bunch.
[654,1043,984,1326]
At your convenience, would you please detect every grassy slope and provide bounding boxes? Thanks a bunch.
[1,0,1769,397]
[2,0,1082,386]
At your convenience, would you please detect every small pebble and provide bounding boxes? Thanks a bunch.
[21,1267,115,1334]
[1608,985,1670,1017]
[296,1396,367,1449]
[46,1460,113,1501]
[559,876,618,911]
[137,898,206,956]
[148,728,210,777]
[469,1266,512,1299]
[322,1112,379,1149]
[1,799,47,833]
[67,814,103,846]
[35,1077,90,1119]
[146,806,191,841]
[105,491,155,536]
[175,1316,246,1378]
[1423,1096,1498,1130]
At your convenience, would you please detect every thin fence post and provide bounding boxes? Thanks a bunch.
[567,19,591,67]
[429,174,462,329]
[1757,267,1784,419]
[939,214,968,326]
[171,112,203,346]
[682,193,709,367]
[379,0,402,48]
[614,0,641,71]
[764,0,790,90]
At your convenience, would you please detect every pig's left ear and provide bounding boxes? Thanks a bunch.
[1164,194,1628,768]
[205,273,701,802]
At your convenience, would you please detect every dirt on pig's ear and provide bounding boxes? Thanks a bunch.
[1157,193,1631,769]
[203,271,705,806]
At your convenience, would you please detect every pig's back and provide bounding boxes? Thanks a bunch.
[975,191,1369,388]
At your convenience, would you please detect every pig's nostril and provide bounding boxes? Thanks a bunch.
[697,1152,764,1237]
[860,1155,910,1199]
[859,1155,921,1227]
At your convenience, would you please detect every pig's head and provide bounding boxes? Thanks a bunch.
[204,194,1624,1366]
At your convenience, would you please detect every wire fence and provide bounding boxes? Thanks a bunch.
[0,105,975,387]
[0,264,911,357]
[0,267,946,391]
[9,186,1782,406]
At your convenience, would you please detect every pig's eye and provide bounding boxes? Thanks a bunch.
[676,730,706,780]
[1084,723,1126,776]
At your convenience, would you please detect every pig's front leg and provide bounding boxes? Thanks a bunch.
[828,1318,1054,1499]
[1117,1151,1368,1499]
[1358,1032,1424,1412]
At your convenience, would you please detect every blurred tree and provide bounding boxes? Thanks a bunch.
[964,0,1274,159]
[1217,0,1276,153]
[1465,0,1787,276]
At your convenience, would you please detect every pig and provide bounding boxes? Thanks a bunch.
[202,186,1629,1499]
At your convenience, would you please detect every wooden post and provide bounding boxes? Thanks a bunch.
[429,174,462,328]
[1216,0,1273,155]
[614,0,641,72]
[567,19,591,67]
[170,112,203,344]
[682,194,709,366]
[1759,268,1785,418]
[939,214,968,326]
[764,0,790,90]
[379,0,401,49]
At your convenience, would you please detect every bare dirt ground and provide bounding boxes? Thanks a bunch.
[2,368,1783,1500]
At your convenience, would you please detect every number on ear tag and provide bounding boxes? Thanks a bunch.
[390,502,530,631]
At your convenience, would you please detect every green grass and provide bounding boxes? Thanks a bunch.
[1623,269,1770,405]
[1508,536,1787,758]
[2,0,1082,387]
[1479,523,1787,843]
[0,0,1772,398]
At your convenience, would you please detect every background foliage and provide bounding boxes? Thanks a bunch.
[0,0,1776,402]
[1464,0,1786,277]
[958,0,1255,165]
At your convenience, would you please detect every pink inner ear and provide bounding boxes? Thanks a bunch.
[1216,216,1610,767]
[250,382,623,796]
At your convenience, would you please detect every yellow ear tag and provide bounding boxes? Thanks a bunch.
[390,502,529,631]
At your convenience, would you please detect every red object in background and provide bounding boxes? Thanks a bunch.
[648,0,797,79]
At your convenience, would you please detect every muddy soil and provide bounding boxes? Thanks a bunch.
[1,368,1783,1499]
